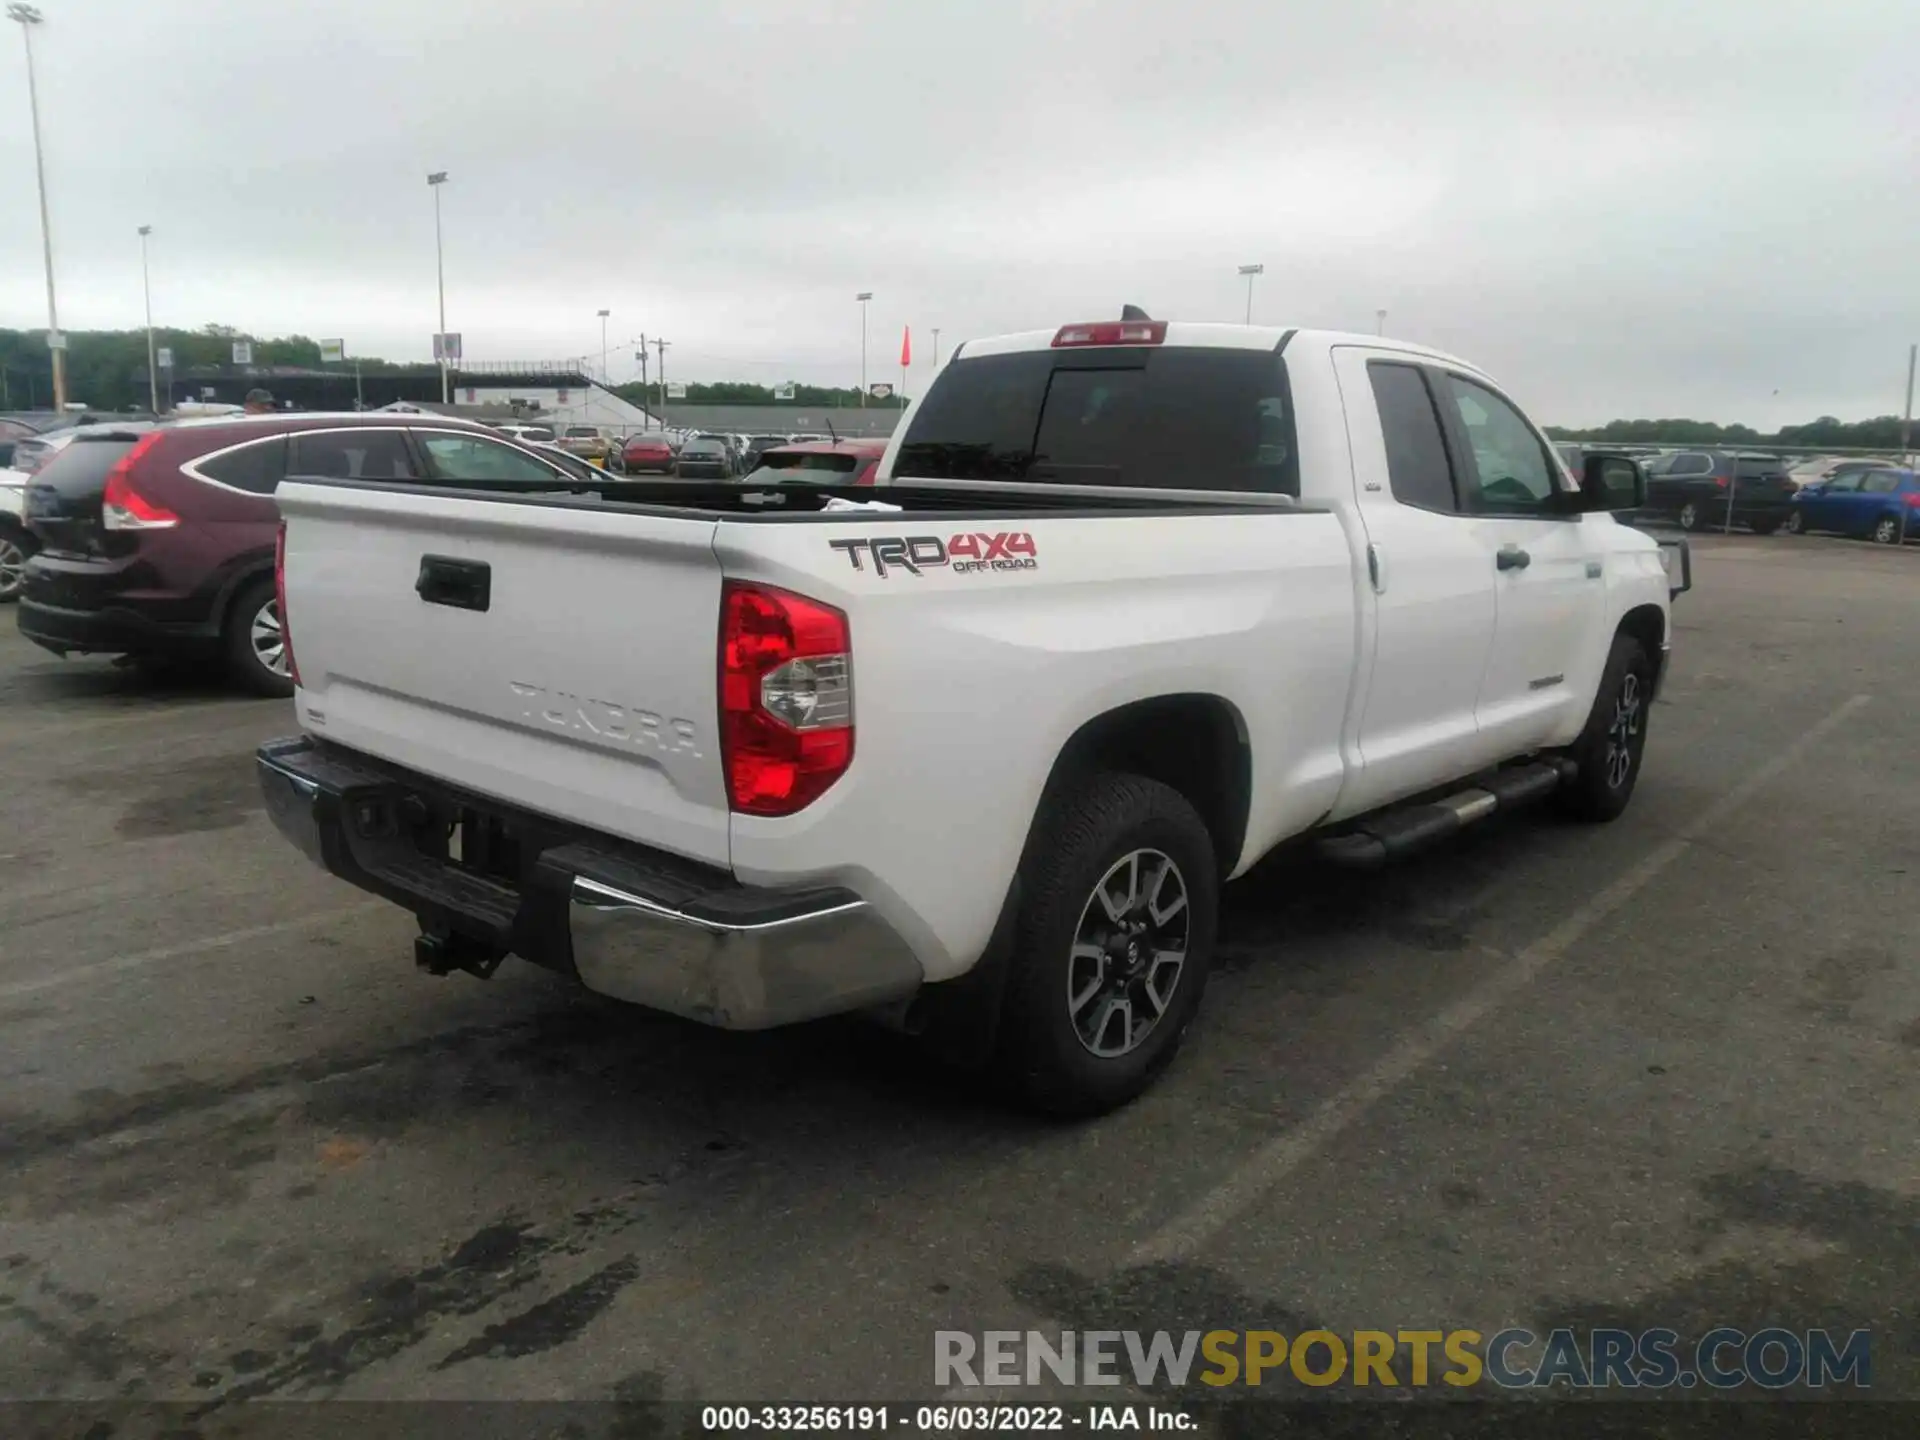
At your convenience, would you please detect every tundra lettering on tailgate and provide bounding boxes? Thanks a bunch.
[830,531,1038,579]
[509,682,702,755]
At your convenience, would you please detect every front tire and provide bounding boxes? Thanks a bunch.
[225,578,295,698]
[1555,633,1652,823]
[996,773,1218,1116]
[0,524,35,603]
[1781,510,1804,535]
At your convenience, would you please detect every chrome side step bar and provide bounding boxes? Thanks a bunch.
[1315,759,1575,870]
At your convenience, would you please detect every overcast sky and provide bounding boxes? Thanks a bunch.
[2,0,1916,425]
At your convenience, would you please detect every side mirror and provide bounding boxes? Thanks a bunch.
[1580,452,1646,512]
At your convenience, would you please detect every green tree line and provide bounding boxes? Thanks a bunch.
[0,325,409,412]
[1542,415,1914,450]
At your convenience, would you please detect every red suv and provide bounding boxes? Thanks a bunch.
[19,413,582,696]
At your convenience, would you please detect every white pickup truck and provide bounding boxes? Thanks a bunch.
[258,319,1687,1114]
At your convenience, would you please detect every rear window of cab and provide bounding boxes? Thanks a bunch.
[894,345,1298,494]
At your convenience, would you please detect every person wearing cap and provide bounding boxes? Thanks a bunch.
[244,388,275,414]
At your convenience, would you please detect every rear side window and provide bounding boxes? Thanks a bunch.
[1735,456,1784,480]
[896,347,1297,493]
[1670,452,1713,476]
[1860,471,1900,494]
[291,430,418,481]
[193,436,288,495]
[1368,362,1457,512]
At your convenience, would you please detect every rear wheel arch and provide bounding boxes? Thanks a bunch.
[1030,694,1252,878]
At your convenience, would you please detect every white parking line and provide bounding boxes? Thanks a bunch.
[0,903,387,1004]
[1127,693,1872,1268]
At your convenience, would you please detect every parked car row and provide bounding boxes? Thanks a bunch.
[1622,448,1917,543]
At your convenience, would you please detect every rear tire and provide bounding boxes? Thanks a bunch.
[1871,515,1901,545]
[1555,633,1652,823]
[1748,517,1780,536]
[225,578,295,698]
[0,523,35,603]
[995,773,1218,1117]
[1677,501,1700,531]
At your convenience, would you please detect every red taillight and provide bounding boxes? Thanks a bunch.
[275,520,301,688]
[100,434,178,530]
[1903,491,1920,507]
[719,581,852,816]
[1052,320,1168,348]
[1713,475,1729,489]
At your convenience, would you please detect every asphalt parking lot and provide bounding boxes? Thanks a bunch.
[2,533,1917,1422]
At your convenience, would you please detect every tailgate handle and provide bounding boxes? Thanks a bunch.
[415,555,491,612]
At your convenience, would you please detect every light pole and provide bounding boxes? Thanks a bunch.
[11,3,65,411]
[1237,264,1263,325]
[597,309,610,386]
[137,225,158,414]
[932,327,941,369]
[427,170,450,403]
[856,292,872,407]
[1376,308,1387,336]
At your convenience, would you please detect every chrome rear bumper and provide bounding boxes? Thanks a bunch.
[257,735,922,1029]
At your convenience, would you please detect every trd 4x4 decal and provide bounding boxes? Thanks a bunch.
[829,531,1037,579]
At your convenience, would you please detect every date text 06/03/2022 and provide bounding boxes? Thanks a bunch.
[700,1405,1194,1432]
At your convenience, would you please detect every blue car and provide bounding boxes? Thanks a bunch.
[1784,466,1919,545]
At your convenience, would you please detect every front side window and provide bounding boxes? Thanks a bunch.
[290,429,418,481]
[1444,376,1558,514]
[417,433,565,486]
[1367,361,1457,513]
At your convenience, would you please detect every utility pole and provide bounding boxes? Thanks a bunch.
[856,292,872,407]
[1238,264,1263,324]
[1902,342,1916,466]
[652,337,670,424]
[11,4,65,411]
[632,334,651,425]
[138,225,158,414]
[427,171,450,404]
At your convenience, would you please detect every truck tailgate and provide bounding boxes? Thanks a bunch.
[275,481,732,867]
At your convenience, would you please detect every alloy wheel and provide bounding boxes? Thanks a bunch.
[1604,671,1642,790]
[1872,517,1899,545]
[0,534,26,600]
[1067,849,1191,1059]
[1678,503,1699,531]
[250,597,290,677]
[1782,511,1803,534]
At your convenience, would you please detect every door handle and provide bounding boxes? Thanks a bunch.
[416,555,491,612]
[1496,545,1531,572]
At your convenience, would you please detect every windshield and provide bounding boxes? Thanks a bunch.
[743,452,862,483]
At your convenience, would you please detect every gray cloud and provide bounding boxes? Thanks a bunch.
[2,0,1915,425]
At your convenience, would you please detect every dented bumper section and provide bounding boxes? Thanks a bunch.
[255,735,923,1029]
